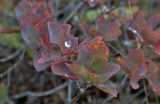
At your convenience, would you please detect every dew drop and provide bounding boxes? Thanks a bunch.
[64,41,72,48]
[65,73,69,77]
[99,84,105,87]
[80,88,85,93]
[128,27,139,35]
[90,0,94,2]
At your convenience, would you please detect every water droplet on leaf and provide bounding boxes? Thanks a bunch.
[65,41,72,48]
[90,0,94,2]
[80,88,85,93]
[65,73,69,77]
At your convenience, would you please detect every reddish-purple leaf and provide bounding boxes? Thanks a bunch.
[65,63,90,81]
[145,60,160,95]
[92,61,120,84]
[77,36,109,67]
[104,63,121,79]
[154,41,160,55]
[51,61,78,80]
[130,11,149,34]
[48,22,78,51]
[80,16,121,41]
[37,17,55,50]
[95,16,122,41]
[48,22,63,44]
[20,13,41,29]
[37,52,55,64]
[33,51,50,71]
[21,25,41,49]
[79,23,102,39]
[94,83,118,97]
[147,13,160,31]
[125,48,147,89]
[15,0,32,19]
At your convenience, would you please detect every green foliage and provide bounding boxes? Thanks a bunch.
[0,84,7,104]
[0,34,24,49]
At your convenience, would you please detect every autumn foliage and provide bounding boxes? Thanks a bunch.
[14,0,160,97]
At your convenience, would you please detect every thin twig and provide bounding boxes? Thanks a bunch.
[71,83,91,103]
[102,75,128,104]
[67,80,72,104]
[143,80,149,104]
[11,82,68,99]
[0,28,20,35]
[64,2,84,23]
[142,93,150,104]
[128,88,144,103]
[106,42,126,58]
[0,50,25,78]
[0,50,21,63]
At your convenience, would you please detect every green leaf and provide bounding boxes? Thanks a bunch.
[0,34,24,49]
[0,84,7,104]
[86,10,98,22]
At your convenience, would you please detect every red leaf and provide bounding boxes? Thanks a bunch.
[96,16,122,41]
[51,61,78,80]
[77,36,109,67]
[33,51,50,71]
[154,41,160,55]
[145,60,160,95]
[94,83,118,97]
[80,16,122,41]
[104,63,121,79]
[20,13,41,29]
[37,52,55,64]
[79,23,102,39]
[130,11,149,34]
[48,22,63,44]
[92,61,120,84]
[130,11,160,54]
[147,13,160,31]
[15,0,32,19]
[37,17,55,49]
[65,63,90,81]
[125,48,147,89]
[21,25,41,49]
[48,22,78,51]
